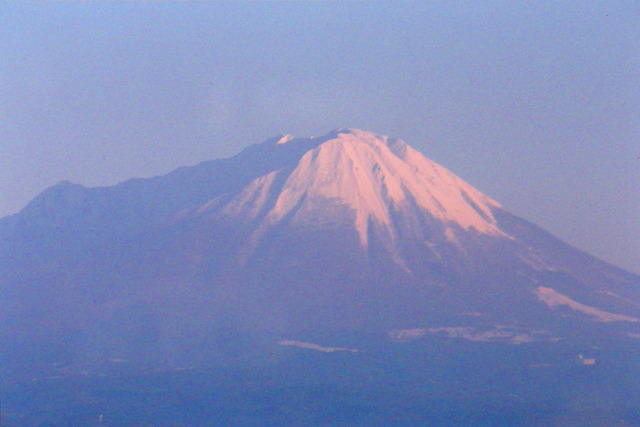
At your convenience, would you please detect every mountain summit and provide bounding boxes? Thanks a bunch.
[2,129,639,371]
[223,129,504,255]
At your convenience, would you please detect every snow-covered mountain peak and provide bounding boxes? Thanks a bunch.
[223,129,507,252]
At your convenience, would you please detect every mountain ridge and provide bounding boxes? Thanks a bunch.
[2,129,639,374]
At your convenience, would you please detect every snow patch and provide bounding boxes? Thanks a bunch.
[276,135,294,144]
[517,253,550,270]
[535,286,640,323]
[426,326,547,344]
[278,339,360,353]
[389,325,549,344]
[578,354,596,365]
[597,290,640,309]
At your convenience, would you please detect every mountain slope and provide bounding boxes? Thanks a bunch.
[1,129,639,372]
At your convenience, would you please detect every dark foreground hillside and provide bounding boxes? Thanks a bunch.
[5,338,640,426]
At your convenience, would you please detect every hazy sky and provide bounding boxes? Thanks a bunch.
[1,2,638,273]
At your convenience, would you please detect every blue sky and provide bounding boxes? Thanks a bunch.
[1,1,638,273]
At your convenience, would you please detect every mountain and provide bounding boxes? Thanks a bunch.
[3,129,640,424]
